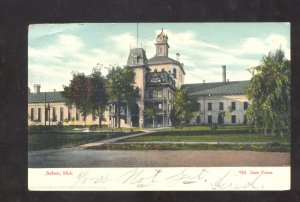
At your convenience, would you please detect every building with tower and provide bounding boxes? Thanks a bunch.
[28,28,250,128]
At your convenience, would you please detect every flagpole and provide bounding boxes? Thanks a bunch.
[137,23,139,48]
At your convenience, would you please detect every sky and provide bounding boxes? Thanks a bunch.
[28,23,290,92]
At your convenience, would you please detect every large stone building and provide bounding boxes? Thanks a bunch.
[28,29,250,127]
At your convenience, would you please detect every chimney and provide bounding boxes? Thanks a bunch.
[222,65,226,82]
[203,80,205,83]
[33,84,41,93]
[176,53,180,61]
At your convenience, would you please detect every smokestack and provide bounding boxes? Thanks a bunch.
[34,84,41,93]
[222,65,226,82]
[176,53,180,61]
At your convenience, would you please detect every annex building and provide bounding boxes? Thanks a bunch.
[28,29,250,128]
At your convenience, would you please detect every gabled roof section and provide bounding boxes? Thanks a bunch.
[182,80,250,96]
[148,55,185,74]
[28,91,67,103]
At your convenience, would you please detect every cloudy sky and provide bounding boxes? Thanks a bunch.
[28,23,290,92]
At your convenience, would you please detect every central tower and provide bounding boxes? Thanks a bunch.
[127,48,149,128]
[155,28,169,57]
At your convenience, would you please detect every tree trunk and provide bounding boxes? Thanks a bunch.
[98,109,102,128]
[152,116,155,128]
[117,102,121,128]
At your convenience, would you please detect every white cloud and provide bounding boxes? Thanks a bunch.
[110,33,136,51]
[29,27,290,91]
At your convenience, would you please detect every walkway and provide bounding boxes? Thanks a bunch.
[78,130,154,148]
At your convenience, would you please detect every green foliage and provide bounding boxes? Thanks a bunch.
[62,69,108,127]
[62,72,91,123]
[144,102,158,127]
[246,48,291,135]
[171,87,199,127]
[90,68,108,127]
[105,66,139,127]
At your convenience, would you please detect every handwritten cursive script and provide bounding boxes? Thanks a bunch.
[67,167,269,190]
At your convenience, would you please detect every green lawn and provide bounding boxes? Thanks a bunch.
[28,132,127,151]
[119,134,290,144]
[157,125,253,131]
[89,142,290,152]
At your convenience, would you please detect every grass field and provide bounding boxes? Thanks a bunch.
[89,142,290,152]
[28,132,127,151]
[157,125,253,131]
[119,134,290,144]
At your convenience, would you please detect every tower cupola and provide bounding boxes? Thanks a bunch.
[155,28,170,57]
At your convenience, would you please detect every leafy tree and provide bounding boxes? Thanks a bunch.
[89,68,108,127]
[62,72,91,125]
[144,102,158,127]
[105,66,139,128]
[246,48,290,136]
[171,87,199,127]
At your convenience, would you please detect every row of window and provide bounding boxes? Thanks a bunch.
[30,107,86,122]
[197,115,246,124]
[206,101,248,111]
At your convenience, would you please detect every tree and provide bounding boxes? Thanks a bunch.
[245,48,290,136]
[105,66,139,128]
[144,102,157,127]
[171,87,199,127]
[89,68,108,127]
[62,72,91,126]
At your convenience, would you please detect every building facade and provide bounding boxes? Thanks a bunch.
[28,29,250,127]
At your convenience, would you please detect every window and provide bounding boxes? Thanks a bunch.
[196,116,201,124]
[208,115,212,124]
[76,109,79,121]
[153,90,157,98]
[244,102,248,110]
[149,90,153,99]
[208,103,212,111]
[30,108,34,121]
[52,107,56,121]
[231,102,236,110]
[243,115,247,125]
[219,102,224,110]
[173,68,177,79]
[60,107,64,121]
[68,108,71,121]
[38,108,41,122]
[159,47,163,54]
[157,90,162,98]
[45,108,49,121]
[231,115,236,124]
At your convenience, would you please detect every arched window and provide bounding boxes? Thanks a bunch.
[173,68,177,79]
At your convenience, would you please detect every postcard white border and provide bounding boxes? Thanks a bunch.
[28,166,290,191]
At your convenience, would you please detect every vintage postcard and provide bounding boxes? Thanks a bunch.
[28,23,290,191]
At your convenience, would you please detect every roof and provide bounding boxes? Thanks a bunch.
[148,55,185,74]
[127,48,148,67]
[28,91,67,103]
[182,80,250,96]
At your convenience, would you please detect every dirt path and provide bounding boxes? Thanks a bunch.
[28,149,290,168]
